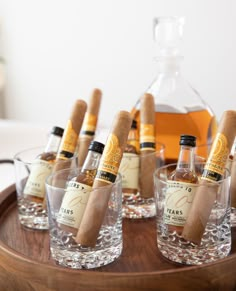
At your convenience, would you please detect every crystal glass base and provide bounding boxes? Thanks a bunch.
[157,219,231,265]
[122,194,156,219]
[18,198,48,230]
[50,226,122,269]
[51,242,123,269]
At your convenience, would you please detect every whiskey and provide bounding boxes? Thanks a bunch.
[23,126,64,204]
[131,108,217,163]
[57,141,104,234]
[164,134,198,234]
[131,17,217,164]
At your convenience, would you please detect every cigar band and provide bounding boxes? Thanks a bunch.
[58,150,74,159]
[95,170,117,184]
[81,113,97,136]
[201,133,229,182]
[58,120,78,158]
[140,124,155,144]
[140,142,155,151]
[95,133,122,184]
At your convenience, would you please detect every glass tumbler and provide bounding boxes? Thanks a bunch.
[14,146,78,230]
[121,142,165,219]
[46,167,123,269]
[154,163,231,265]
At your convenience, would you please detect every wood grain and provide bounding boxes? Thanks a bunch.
[0,185,236,290]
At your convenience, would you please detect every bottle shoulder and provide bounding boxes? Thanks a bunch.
[141,72,212,114]
[125,142,139,154]
[168,169,198,184]
[38,151,57,162]
[76,169,96,187]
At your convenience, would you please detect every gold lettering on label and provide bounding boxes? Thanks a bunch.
[205,133,229,175]
[99,134,122,175]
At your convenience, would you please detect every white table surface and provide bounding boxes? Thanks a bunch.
[0,119,49,191]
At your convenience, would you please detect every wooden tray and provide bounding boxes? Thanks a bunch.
[0,185,236,291]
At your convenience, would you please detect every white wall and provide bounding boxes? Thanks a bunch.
[0,0,236,129]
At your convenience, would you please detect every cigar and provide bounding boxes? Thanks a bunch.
[77,89,102,167]
[182,110,236,244]
[139,93,156,198]
[54,99,87,171]
[75,111,132,247]
[42,100,87,209]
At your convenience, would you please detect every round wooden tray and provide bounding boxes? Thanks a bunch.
[0,185,236,291]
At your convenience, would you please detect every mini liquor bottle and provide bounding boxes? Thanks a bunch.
[23,126,64,204]
[57,140,105,234]
[164,134,198,234]
[76,111,132,246]
[119,119,140,197]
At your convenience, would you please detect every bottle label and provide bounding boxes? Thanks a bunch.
[164,180,197,226]
[202,133,229,182]
[58,120,78,159]
[57,181,92,229]
[81,113,97,136]
[119,153,139,190]
[23,159,54,198]
[140,124,155,151]
[95,133,122,184]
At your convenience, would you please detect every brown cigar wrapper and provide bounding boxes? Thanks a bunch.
[139,150,156,198]
[140,93,155,124]
[182,110,236,244]
[139,93,156,198]
[65,99,87,138]
[77,136,93,166]
[55,99,87,171]
[75,111,132,247]
[78,89,102,167]
[74,180,112,247]
[43,100,87,209]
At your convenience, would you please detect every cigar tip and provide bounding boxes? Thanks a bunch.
[116,110,132,120]
[141,93,155,105]
[142,93,154,100]
[92,88,102,97]
[75,99,87,108]
[223,110,236,117]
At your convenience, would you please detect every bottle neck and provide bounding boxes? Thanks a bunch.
[45,134,62,153]
[176,145,195,171]
[155,56,183,74]
[127,128,139,153]
[81,150,102,171]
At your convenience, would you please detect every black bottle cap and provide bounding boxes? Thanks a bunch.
[51,126,64,137]
[88,140,105,154]
[179,134,196,147]
[131,119,137,129]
